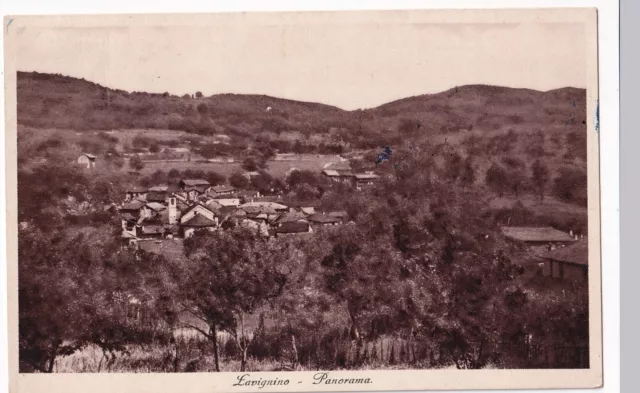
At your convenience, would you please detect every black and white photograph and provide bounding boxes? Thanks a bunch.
[5,8,602,392]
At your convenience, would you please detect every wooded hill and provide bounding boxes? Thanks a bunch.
[17,71,586,150]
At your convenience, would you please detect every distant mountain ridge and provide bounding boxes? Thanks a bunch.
[17,71,587,144]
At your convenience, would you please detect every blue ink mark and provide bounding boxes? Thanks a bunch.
[6,18,14,34]
[571,100,576,108]
[595,99,600,133]
[375,146,393,165]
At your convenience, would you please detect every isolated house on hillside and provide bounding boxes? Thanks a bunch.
[537,241,588,282]
[501,227,576,246]
[353,173,379,190]
[322,169,341,181]
[77,153,96,169]
[322,168,354,183]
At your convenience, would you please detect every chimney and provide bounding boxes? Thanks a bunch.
[168,195,177,225]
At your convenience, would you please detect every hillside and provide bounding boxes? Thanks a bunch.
[17,71,586,148]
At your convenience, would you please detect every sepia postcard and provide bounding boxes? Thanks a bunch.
[4,8,602,392]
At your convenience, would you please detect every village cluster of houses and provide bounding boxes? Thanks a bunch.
[119,178,354,248]
[118,161,382,247]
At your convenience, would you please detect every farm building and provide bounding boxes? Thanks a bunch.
[537,240,588,282]
[328,211,349,223]
[209,185,236,196]
[125,187,148,202]
[276,211,308,226]
[148,185,169,192]
[179,179,211,191]
[353,173,379,190]
[235,190,262,203]
[209,197,240,207]
[146,191,167,204]
[322,169,353,182]
[276,221,313,238]
[120,200,147,219]
[179,203,220,238]
[243,171,260,180]
[77,153,96,169]
[308,213,343,227]
[178,180,211,202]
[240,201,288,212]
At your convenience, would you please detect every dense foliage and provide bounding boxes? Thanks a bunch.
[17,138,589,372]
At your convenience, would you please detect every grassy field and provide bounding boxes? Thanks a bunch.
[136,156,342,178]
[489,194,587,217]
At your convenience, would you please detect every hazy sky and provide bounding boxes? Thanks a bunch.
[15,18,587,110]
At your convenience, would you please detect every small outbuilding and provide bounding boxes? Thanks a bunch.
[537,241,588,282]
[77,153,97,169]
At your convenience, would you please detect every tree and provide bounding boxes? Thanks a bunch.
[507,169,527,197]
[195,91,203,98]
[206,171,226,186]
[255,141,276,161]
[129,155,145,171]
[19,228,94,372]
[229,172,249,189]
[250,171,274,195]
[197,103,208,116]
[500,156,527,197]
[444,152,463,182]
[485,164,509,197]
[398,118,421,136]
[460,156,475,187]
[287,169,320,189]
[149,143,161,154]
[180,229,288,371]
[553,168,588,206]
[530,160,550,201]
[294,183,319,200]
[199,143,222,159]
[18,227,177,373]
[242,158,258,172]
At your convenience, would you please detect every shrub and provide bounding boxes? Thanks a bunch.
[129,155,145,171]
[229,172,249,189]
[553,168,587,206]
